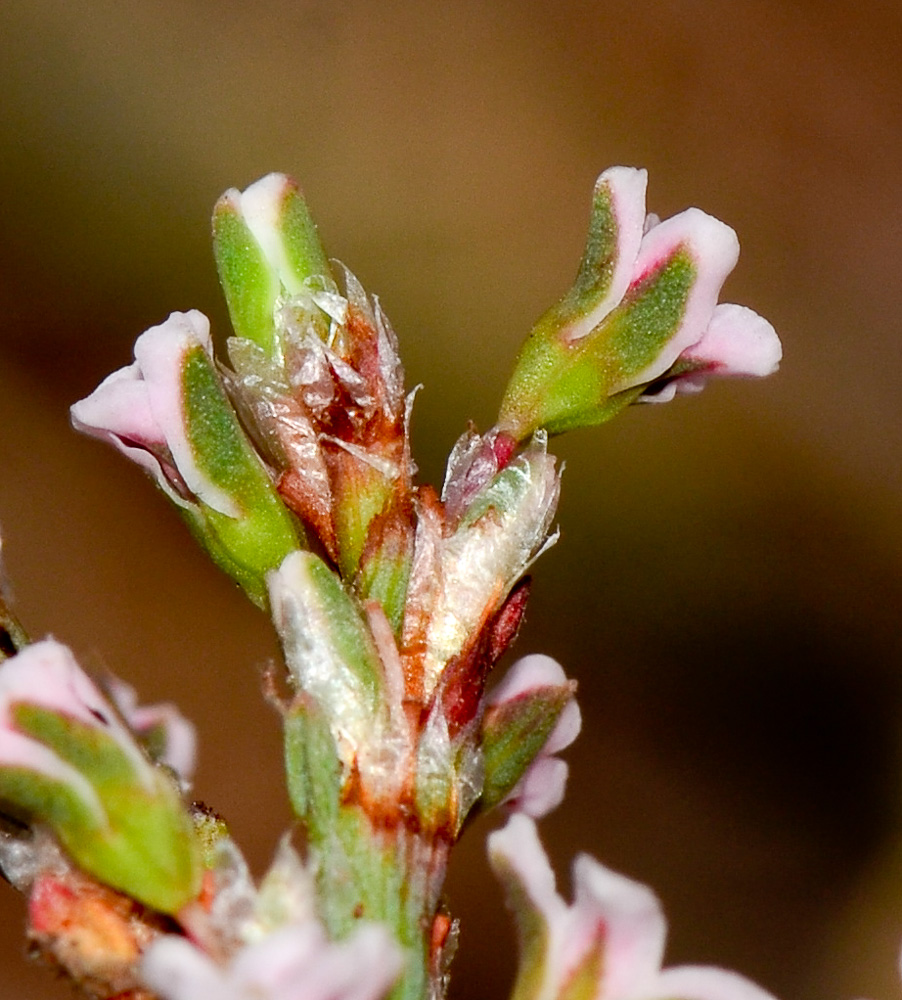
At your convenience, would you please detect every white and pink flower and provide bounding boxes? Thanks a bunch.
[576,166,781,397]
[489,814,778,1000]
[500,166,781,438]
[486,655,581,818]
[0,639,152,811]
[142,919,403,1000]
[70,309,239,517]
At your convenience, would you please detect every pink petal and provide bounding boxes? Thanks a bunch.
[681,303,782,377]
[489,656,580,818]
[2,641,118,733]
[487,653,568,704]
[141,936,231,999]
[106,677,197,783]
[230,922,325,993]
[0,641,151,783]
[488,813,568,928]
[71,365,164,448]
[571,854,666,998]
[505,756,569,818]
[289,925,404,1000]
[544,697,581,755]
[133,311,239,518]
[651,966,779,1000]
[142,922,402,1000]
[70,365,180,493]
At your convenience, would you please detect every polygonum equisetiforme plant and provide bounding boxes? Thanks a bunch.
[0,167,784,1000]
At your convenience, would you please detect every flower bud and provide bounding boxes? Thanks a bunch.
[480,655,580,817]
[213,173,333,355]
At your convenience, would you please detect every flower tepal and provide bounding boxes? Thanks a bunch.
[480,654,580,818]
[499,167,781,439]
[489,814,778,1000]
[142,919,403,1000]
[70,310,302,607]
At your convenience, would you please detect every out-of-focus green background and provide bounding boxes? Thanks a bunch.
[1,1,901,997]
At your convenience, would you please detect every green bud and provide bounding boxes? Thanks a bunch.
[213,173,333,355]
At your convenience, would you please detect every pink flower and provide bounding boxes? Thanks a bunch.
[500,167,781,438]
[70,310,239,517]
[142,920,403,1000]
[485,655,581,818]
[71,310,302,608]
[105,676,196,786]
[489,815,779,1000]
[573,167,782,397]
[0,640,201,913]
[0,640,151,809]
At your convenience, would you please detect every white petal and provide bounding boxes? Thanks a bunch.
[683,303,782,377]
[571,854,667,998]
[240,173,306,296]
[650,965,780,1000]
[567,167,648,342]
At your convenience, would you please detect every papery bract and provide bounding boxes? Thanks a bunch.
[489,814,778,1000]
[419,432,560,697]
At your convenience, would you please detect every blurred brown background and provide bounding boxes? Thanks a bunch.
[1,1,901,997]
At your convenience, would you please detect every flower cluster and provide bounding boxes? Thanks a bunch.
[0,166,786,1000]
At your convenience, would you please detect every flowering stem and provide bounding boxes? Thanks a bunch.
[284,702,449,1000]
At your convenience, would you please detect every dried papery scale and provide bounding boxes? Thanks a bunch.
[253,274,564,999]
